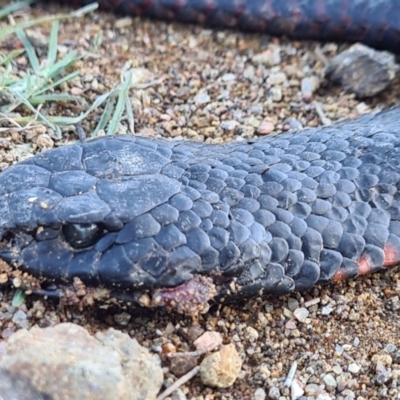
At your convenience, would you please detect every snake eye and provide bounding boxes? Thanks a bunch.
[62,223,103,249]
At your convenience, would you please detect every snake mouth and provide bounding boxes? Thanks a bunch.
[0,231,34,260]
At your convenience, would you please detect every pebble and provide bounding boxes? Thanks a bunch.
[291,379,304,400]
[293,307,310,322]
[287,298,300,311]
[11,310,29,329]
[371,354,392,366]
[283,118,303,130]
[251,46,281,66]
[267,71,287,86]
[348,363,361,374]
[169,354,198,377]
[305,383,321,396]
[384,344,397,353]
[113,311,131,326]
[332,365,343,375]
[193,92,210,105]
[323,373,337,390]
[257,120,275,135]
[245,326,259,341]
[0,323,163,400]
[193,331,222,351]
[301,76,320,101]
[268,386,280,399]
[221,73,236,82]
[220,120,238,132]
[316,394,333,400]
[253,387,266,400]
[375,363,392,385]
[258,363,271,380]
[199,343,242,388]
[269,87,283,102]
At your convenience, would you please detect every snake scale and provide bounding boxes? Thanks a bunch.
[1,0,400,313]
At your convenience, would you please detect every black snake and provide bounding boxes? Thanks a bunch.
[1,0,400,313]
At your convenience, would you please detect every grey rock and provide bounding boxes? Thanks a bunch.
[325,44,399,98]
[0,323,163,400]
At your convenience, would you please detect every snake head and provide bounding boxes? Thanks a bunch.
[0,137,203,293]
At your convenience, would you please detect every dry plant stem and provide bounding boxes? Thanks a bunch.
[156,366,200,400]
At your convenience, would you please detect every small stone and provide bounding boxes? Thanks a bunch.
[268,386,280,400]
[287,298,300,311]
[114,17,134,29]
[113,311,131,326]
[332,365,343,375]
[291,379,304,400]
[245,326,259,341]
[248,116,261,128]
[301,76,320,102]
[257,121,275,135]
[169,355,198,377]
[258,364,271,380]
[252,46,281,66]
[316,394,333,400]
[371,354,392,366]
[161,342,176,355]
[340,389,356,398]
[285,320,297,330]
[335,344,344,356]
[0,274,7,284]
[305,383,321,396]
[348,363,361,374]
[384,344,397,353]
[36,134,54,149]
[321,305,334,315]
[269,87,283,102]
[220,120,238,133]
[253,387,266,400]
[283,118,303,130]
[171,388,187,400]
[375,363,392,385]
[267,71,287,86]
[199,343,242,388]
[193,92,210,105]
[193,331,223,352]
[12,277,21,288]
[11,310,29,329]
[221,73,236,82]
[323,373,337,389]
[293,307,309,322]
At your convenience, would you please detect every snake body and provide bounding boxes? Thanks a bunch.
[56,0,400,53]
[2,0,400,312]
[1,109,400,311]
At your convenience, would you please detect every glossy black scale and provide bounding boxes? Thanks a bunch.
[0,109,400,302]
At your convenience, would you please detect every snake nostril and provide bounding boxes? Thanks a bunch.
[62,223,104,249]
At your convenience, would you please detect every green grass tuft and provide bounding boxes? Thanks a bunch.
[0,1,137,138]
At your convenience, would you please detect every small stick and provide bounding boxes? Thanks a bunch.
[156,366,200,400]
